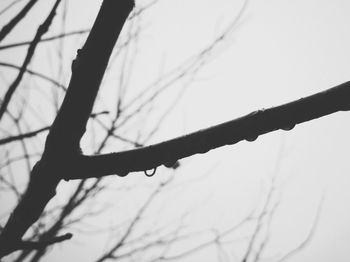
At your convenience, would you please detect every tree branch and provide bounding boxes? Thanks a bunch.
[0,0,134,258]
[44,0,135,155]
[0,62,67,91]
[0,126,50,146]
[10,233,72,254]
[67,81,350,179]
[0,0,38,42]
[0,112,109,147]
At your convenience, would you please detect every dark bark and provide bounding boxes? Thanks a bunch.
[66,81,350,179]
[0,0,134,258]
[1,0,350,259]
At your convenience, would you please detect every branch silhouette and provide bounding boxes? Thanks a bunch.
[8,233,72,254]
[0,29,89,51]
[0,0,38,42]
[68,81,350,179]
[0,0,349,259]
[0,0,134,257]
[0,62,67,91]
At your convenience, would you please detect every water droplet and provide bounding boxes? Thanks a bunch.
[144,167,157,177]
[117,170,129,177]
[282,124,295,131]
[246,135,258,142]
[164,161,176,168]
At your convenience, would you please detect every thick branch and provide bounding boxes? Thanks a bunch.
[69,81,350,179]
[44,0,134,155]
[0,0,134,258]
[0,111,109,147]
[0,162,61,257]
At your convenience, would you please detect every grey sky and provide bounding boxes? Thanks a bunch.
[1,0,350,261]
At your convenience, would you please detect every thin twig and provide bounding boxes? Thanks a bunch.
[0,0,62,121]
[0,0,39,42]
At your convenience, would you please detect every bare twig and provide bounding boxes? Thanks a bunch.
[0,62,67,91]
[0,126,50,146]
[0,0,25,16]
[277,197,324,262]
[0,0,62,121]
[95,178,172,262]
[0,0,39,42]
[0,0,134,258]
[0,29,89,51]
[14,233,72,252]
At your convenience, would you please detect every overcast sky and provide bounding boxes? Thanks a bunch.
[1,0,350,261]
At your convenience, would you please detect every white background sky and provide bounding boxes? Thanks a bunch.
[1,0,350,261]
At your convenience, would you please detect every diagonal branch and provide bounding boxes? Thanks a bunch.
[44,0,135,155]
[0,0,25,17]
[0,0,134,259]
[0,0,38,42]
[12,233,72,254]
[277,196,323,262]
[68,81,350,179]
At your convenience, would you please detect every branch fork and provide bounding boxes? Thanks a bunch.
[1,0,350,258]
